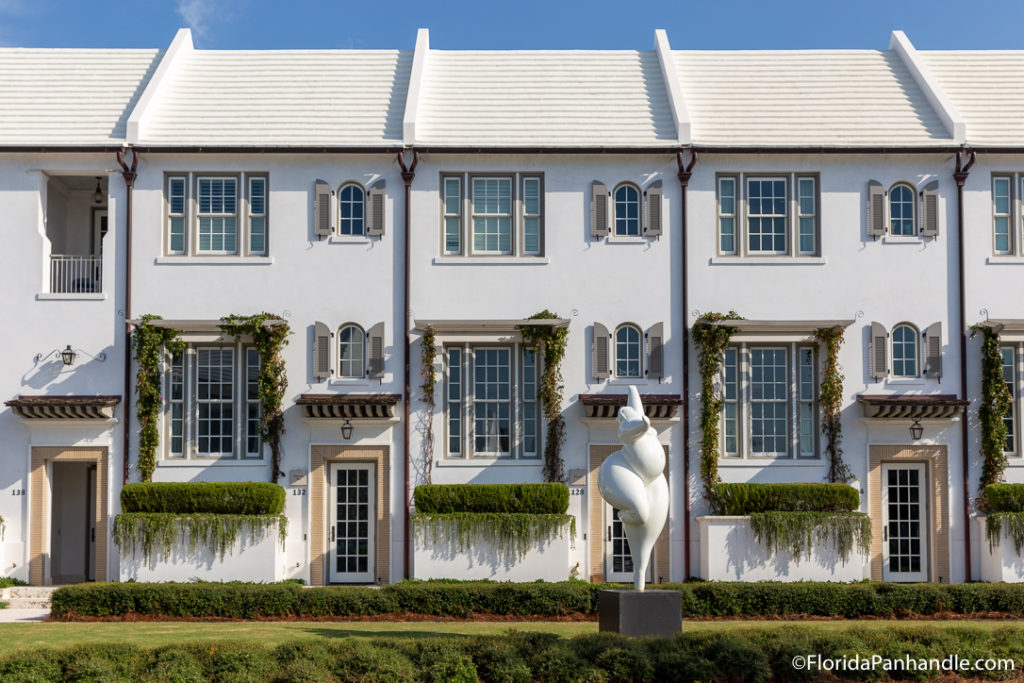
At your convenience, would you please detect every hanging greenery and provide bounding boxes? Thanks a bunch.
[749,511,871,563]
[815,327,852,483]
[133,315,185,483]
[410,513,575,560]
[113,512,287,563]
[419,326,437,485]
[220,314,290,482]
[520,310,569,483]
[692,311,743,492]
[971,325,1012,505]
[986,512,1024,553]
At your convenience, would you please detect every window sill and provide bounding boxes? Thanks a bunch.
[709,256,827,265]
[607,378,647,386]
[432,257,549,265]
[36,292,106,301]
[328,236,371,245]
[605,236,647,244]
[327,379,370,388]
[159,459,266,467]
[718,458,823,467]
[882,236,925,245]
[986,256,1024,265]
[886,378,927,387]
[155,256,274,265]
[435,458,543,467]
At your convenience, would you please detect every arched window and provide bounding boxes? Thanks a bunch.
[339,183,365,236]
[613,184,640,237]
[889,183,916,236]
[338,324,365,378]
[614,324,642,377]
[892,323,919,377]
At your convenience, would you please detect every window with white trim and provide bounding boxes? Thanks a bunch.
[338,183,365,236]
[164,173,269,257]
[613,183,641,237]
[716,173,819,257]
[439,173,544,257]
[614,324,642,378]
[889,183,916,236]
[1002,345,1017,455]
[164,342,262,460]
[987,174,1024,256]
[891,323,919,377]
[445,344,539,459]
[720,343,818,459]
[338,324,365,378]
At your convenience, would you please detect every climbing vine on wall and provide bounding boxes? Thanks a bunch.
[692,311,743,493]
[815,327,852,483]
[410,513,575,560]
[972,325,1012,503]
[220,314,290,482]
[133,315,185,483]
[419,326,437,484]
[521,310,569,483]
[113,512,287,563]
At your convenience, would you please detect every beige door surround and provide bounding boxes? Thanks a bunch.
[588,444,670,584]
[310,445,390,586]
[30,446,108,585]
[868,445,949,583]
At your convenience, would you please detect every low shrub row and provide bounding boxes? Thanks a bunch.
[414,483,569,514]
[121,481,286,515]
[708,482,859,515]
[50,580,1024,620]
[2,628,1024,683]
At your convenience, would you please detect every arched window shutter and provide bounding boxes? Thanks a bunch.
[924,322,942,379]
[644,180,663,237]
[313,321,332,380]
[870,321,888,381]
[647,322,664,380]
[367,322,385,379]
[593,322,610,380]
[314,180,334,238]
[591,181,609,239]
[867,180,886,238]
[367,179,386,237]
[920,180,940,237]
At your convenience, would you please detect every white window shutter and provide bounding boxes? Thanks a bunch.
[646,322,664,380]
[593,322,610,380]
[920,180,940,237]
[591,181,609,239]
[313,321,332,380]
[867,180,886,238]
[314,180,334,238]
[367,322,385,379]
[870,321,888,381]
[367,179,386,237]
[644,180,663,237]
[924,322,942,379]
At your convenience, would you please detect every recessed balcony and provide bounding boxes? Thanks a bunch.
[44,175,107,296]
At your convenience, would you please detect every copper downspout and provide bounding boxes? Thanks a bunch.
[117,148,139,486]
[954,148,976,581]
[397,149,419,579]
[676,149,697,579]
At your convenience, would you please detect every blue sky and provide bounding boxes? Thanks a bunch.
[1,0,1022,50]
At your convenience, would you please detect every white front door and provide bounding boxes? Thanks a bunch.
[604,503,652,583]
[328,463,375,583]
[881,462,929,582]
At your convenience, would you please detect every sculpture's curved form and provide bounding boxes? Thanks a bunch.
[597,385,669,591]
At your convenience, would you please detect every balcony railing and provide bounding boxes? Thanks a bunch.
[50,254,102,293]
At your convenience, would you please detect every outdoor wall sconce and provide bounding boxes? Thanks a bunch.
[60,345,77,366]
[92,177,103,204]
[341,419,353,440]
[35,345,107,366]
[910,418,924,441]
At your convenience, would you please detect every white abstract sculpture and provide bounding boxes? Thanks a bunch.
[597,385,669,591]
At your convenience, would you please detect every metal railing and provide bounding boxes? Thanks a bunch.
[49,254,102,293]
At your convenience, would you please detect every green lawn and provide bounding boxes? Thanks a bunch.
[3,619,1023,651]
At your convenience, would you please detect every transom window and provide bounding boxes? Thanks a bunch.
[339,183,365,236]
[717,173,819,257]
[891,324,919,377]
[440,173,543,257]
[338,324,365,378]
[165,173,268,257]
[720,343,817,459]
[614,325,642,378]
[613,184,641,237]
[445,344,539,459]
[165,342,261,460]
[889,183,916,236]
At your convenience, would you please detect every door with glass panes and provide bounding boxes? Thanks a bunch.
[328,463,375,583]
[881,462,929,582]
[604,503,652,583]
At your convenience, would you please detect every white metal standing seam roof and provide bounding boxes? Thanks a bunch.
[139,50,412,147]
[414,50,677,148]
[673,50,952,147]
[921,51,1024,147]
[0,49,161,146]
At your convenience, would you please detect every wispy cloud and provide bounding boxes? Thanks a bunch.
[176,0,215,38]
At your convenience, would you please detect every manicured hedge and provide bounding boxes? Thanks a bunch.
[986,483,1024,512]
[414,483,569,514]
[120,482,286,515]
[50,579,1024,620]
[3,628,1024,683]
[709,482,859,515]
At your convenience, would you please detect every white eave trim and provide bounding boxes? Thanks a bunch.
[403,28,430,146]
[653,29,690,146]
[127,318,287,332]
[126,28,194,144]
[704,319,854,333]
[889,30,965,145]
[415,318,570,333]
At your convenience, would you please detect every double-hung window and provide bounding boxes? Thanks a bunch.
[717,173,819,257]
[440,173,543,257]
[445,344,539,459]
[989,173,1024,256]
[165,172,269,257]
[720,343,818,459]
[165,342,262,460]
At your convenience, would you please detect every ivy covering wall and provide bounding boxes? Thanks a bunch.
[419,326,437,485]
[815,326,852,483]
[972,325,1012,503]
[132,316,185,483]
[692,312,743,491]
[519,310,568,483]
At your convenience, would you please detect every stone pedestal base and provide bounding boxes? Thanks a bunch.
[598,589,682,638]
